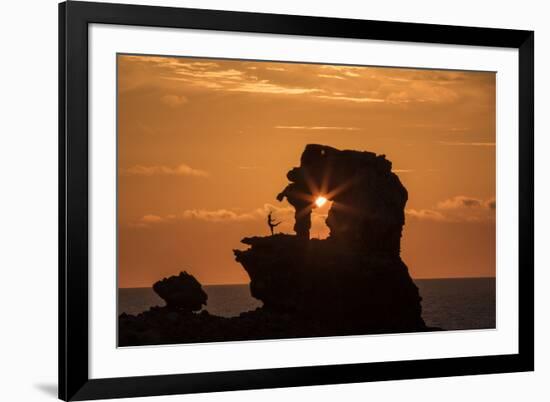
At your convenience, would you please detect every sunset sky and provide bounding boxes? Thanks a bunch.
[118,54,496,288]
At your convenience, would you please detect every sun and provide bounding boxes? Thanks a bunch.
[315,196,328,208]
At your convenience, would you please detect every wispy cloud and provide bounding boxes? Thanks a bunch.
[125,163,209,177]
[275,125,360,131]
[320,65,363,71]
[438,196,482,209]
[160,94,188,108]
[128,214,171,228]
[316,95,385,103]
[141,214,165,223]
[131,209,256,227]
[182,204,294,224]
[343,71,360,78]
[181,209,256,222]
[406,209,447,222]
[121,55,489,107]
[129,203,318,232]
[173,66,244,81]
[131,56,322,96]
[227,81,321,95]
[162,76,224,89]
[318,74,345,80]
[387,77,411,83]
[130,204,284,228]
[439,141,495,147]
[406,196,496,223]
[437,196,496,211]
[130,202,338,240]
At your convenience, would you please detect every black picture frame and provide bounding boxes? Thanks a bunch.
[59,1,534,400]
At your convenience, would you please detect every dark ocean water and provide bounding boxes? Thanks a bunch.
[118,278,495,331]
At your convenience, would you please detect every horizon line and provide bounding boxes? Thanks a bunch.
[119,276,496,289]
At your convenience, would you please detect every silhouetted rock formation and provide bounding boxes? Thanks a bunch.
[234,235,425,334]
[118,145,433,346]
[276,167,312,238]
[235,145,424,334]
[277,144,407,252]
[153,271,207,311]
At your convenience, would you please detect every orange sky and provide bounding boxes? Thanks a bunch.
[117,54,496,288]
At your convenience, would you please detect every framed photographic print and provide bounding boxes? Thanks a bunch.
[59,1,534,400]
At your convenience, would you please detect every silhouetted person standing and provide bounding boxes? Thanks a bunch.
[267,212,281,236]
[267,212,281,235]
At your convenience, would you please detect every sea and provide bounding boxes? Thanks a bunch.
[118,278,496,331]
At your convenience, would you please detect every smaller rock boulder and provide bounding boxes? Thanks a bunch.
[153,271,207,312]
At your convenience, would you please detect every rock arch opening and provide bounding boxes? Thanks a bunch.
[276,144,407,254]
[311,198,333,239]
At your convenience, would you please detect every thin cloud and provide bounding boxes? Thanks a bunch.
[255,203,294,218]
[121,55,491,108]
[130,203,294,228]
[437,196,483,210]
[150,58,321,96]
[160,94,188,108]
[438,196,496,212]
[316,95,385,103]
[384,81,460,104]
[406,209,448,222]
[129,214,168,228]
[275,125,360,131]
[181,209,256,222]
[174,67,244,80]
[187,62,219,68]
[162,76,224,89]
[131,203,333,240]
[125,163,209,178]
[343,71,361,77]
[387,77,411,83]
[407,196,496,223]
[141,214,165,223]
[318,74,345,80]
[228,81,321,95]
[439,141,495,147]
[320,65,363,71]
